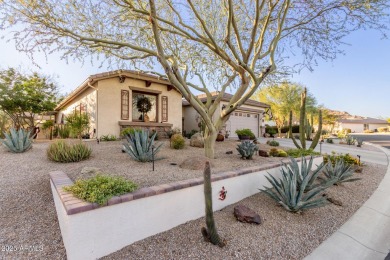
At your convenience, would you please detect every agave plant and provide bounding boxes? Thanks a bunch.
[260,157,334,212]
[345,135,356,145]
[123,129,162,162]
[236,140,258,159]
[320,159,361,185]
[1,128,33,153]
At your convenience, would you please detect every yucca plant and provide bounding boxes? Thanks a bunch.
[320,159,361,185]
[122,129,162,162]
[237,140,258,159]
[260,157,334,212]
[1,128,32,153]
[47,140,92,162]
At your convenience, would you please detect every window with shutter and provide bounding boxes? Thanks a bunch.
[162,96,168,122]
[121,90,129,120]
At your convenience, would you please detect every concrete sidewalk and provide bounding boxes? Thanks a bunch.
[305,144,390,260]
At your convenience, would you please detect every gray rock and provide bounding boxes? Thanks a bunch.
[234,205,262,225]
[190,133,204,148]
[81,167,101,175]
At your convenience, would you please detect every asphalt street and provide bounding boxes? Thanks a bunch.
[349,133,390,149]
[260,137,389,166]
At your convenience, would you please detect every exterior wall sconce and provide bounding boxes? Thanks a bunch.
[222,104,226,110]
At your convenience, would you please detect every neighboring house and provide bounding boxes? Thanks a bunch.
[182,92,270,138]
[55,70,182,138]
[336,117,389,133]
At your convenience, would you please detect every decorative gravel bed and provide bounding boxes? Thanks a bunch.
[0,139,387,259]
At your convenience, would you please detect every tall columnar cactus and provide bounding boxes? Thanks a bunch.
[289,88,322,150]
[201,161,225,247]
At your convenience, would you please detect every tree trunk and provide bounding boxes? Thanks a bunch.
[204,130,217,159]
[202,161,225,247]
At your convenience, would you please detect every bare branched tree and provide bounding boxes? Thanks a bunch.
[0,0,388,246]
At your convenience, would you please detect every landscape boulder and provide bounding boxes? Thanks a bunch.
[258,149,269,157]
[190,133,204,148]
[179,156,211,170]
[233,204,262,225]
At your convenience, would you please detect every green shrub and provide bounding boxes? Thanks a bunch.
[47,140,92,162]
[267,140,279,147]
[171,134,185,149]
[278,150,288,157]
[100,134,117,141]
[320,159,361,185]
[280,125,300,134]
[344,128,351,134]
[42,120,55,130]
[237,140,259,159]
[326,138,334,144]
[123,129,162,162]
[64,175,138,205]
[377,127,388,132]
[286,148,320,158]
[235,128,255,139]
[323,152,360,166]
[269,148,287,157]
[261,156,331,212]
[66,113,90,139]
[1,128,33,153]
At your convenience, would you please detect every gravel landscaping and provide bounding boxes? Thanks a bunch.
[0,138,387,259]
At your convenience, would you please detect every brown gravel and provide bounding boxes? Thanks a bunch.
[0,139,387,260]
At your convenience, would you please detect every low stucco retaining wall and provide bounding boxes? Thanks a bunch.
[51,156,323,260]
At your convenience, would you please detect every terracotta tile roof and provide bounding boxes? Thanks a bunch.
[182,92,269,108]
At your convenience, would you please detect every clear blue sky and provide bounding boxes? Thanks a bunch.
[0,28,389,119]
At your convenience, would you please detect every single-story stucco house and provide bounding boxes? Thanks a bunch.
[55,70,182,138]
[335,117,389,133]
[182,92,270,138]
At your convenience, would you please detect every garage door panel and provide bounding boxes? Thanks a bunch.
[228,111,259,138]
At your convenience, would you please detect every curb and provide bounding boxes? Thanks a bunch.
[305,143,390,260]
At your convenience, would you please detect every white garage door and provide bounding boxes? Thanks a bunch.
[228,111,259,138]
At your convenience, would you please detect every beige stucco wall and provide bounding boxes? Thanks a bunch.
[97,77,182,137]
[56,87,97,137]
[369,123,389,131]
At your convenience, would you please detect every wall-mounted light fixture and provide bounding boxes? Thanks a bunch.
[222,104,226,110]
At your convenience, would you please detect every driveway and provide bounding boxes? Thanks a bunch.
[349,133,390,149]
[261,138,389,166]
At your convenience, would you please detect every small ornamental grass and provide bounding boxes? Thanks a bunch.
[47,140,92,163]
[64,175,138,205]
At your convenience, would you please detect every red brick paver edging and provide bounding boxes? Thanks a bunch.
[50,156,318,215]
